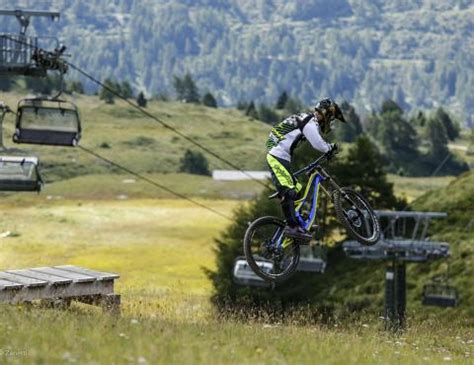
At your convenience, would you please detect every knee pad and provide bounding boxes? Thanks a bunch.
[282,188,298,201]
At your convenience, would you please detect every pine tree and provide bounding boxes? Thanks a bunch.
[245,101,259,120]
[369,100,421,174]
[68,81,84,94]
[183,73,200,103]
[173,75,186,101]
[136,91,147,107]
[202,92,217,108]
[258,103,279,124]
[335,101,363,142]
[120,81,134,99]
[275,91,288,109]
[284,96,303,114]
[99,78,117,104]
[425,117,449,160]
[434,107,459,141]
[381,99,403,114]
[173,73,200,103]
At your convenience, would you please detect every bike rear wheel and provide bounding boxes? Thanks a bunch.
[333,188,380,246]
[243,216,300,283]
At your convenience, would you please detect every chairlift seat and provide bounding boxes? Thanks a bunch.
[232,257,272,288]
[13,98,81,147]
[0,156,42,192]
[422,283,459,308]
[296,246,327,273]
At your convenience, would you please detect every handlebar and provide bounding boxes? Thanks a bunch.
[294,145,338,177]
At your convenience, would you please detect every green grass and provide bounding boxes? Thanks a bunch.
[0,306,471,365]
[387,174,456,202]
[0,197,471,364]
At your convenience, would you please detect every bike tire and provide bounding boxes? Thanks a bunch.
[333,188,381,246]
[243,216,300,283]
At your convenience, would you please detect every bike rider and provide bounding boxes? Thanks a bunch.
[266,98,346,241]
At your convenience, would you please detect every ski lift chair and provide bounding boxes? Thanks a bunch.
[297,246,327,273]
[232,257,272,288]
[422,281,459,308]
[13,98,81,146]
[0,155,42,192]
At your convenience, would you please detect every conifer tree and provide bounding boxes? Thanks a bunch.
[137,91,147,107]
[275,91,288,109]
[99,78,117,104]
[245,101,259,120]
[434,107,459,141]
[335,101,363,142]
[202,92,217,108]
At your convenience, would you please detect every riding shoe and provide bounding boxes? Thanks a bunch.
[284,226,312,242]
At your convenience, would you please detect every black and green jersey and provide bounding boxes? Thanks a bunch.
[266,113,332,161]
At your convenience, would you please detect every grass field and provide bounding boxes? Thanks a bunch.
[387,174,456,202]
[0,197,472,364]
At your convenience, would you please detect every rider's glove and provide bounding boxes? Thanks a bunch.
[329,143,339,154]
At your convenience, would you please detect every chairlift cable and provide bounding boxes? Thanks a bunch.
[67,62,271,189]
[78,145,233,221]
[0,35,270,189]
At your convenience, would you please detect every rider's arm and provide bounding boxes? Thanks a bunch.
[302,120,332,153]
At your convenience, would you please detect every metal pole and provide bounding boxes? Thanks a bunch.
[395,260,406,329]
[384,261,396,331]
[0,103,7,150]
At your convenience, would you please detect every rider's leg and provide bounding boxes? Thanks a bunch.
[267,154,311,240]
[280,189,299,227]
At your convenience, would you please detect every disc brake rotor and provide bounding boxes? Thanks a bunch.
[346,209,362,228]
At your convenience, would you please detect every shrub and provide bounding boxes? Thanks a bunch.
[179,150,210,176]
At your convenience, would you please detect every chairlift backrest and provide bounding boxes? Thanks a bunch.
[422,282,459,307]
[13,98,81,146]
[232,258,272,287]
[0,155,42,192]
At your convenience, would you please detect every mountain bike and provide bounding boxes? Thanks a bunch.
[243,149,381,282]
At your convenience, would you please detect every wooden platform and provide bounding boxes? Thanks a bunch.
[0,265,120,312]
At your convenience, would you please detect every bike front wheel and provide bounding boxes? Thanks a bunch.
[243,216,300,283]
[333,188,381,246]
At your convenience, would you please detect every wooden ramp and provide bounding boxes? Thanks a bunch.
[0,265,120,312]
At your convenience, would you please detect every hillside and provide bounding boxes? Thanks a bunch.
[0,93,271,185]
[0,0,472,123]
[307,171,474,320]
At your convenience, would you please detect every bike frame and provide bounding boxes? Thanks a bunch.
[294,171,324,230]
[275,152,341,249]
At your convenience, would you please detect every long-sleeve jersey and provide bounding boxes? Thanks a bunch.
[266,113,332,162]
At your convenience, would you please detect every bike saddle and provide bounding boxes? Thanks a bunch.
[268,191,280,200]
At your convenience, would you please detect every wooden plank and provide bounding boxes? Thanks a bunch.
[6,269,73,285]
[30,267,96,283]
[0,279,23,290]
[0,272,47,288]
[54,266,119,281]
[0,280,115,303]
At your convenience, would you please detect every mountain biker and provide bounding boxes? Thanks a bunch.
[266,98,346,241]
